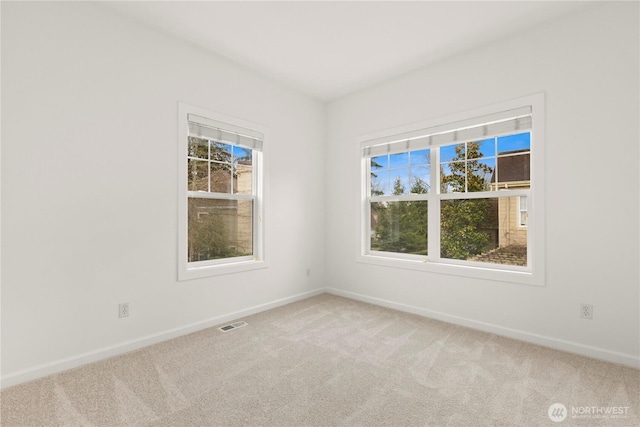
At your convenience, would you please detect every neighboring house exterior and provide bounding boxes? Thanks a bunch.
[491,150,530,247]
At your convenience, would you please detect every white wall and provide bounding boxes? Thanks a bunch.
[325,2,639,366]
[1,2,325,385]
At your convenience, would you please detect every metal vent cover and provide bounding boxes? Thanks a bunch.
[218,321,248,332]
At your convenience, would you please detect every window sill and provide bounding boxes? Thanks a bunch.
[179,258,269,281]
[356,253,544,287]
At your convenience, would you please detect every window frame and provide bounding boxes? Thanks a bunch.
[178,102,267,281]
[357,94,545,286]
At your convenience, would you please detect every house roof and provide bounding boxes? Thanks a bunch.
[494,150,530,183]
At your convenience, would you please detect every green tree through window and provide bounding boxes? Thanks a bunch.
[440,141,493,260]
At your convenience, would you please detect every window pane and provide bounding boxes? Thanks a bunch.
[210,141,232,163]
[477,138,496,158]
[234,164,253,195]
[188,198,253,262]
[497,132,530,153]
[371,170,389,196]
[440,143,464,162]
[370,200,428,255]
[371,155,388,170]
[409,166,430,193]
[187,159,208,192]
[468,158,495,192]
[233,146,252,166]
[464,141,495,192]
[211,162,232,193]
[409,149,430,166]
[390,170,409,195]
[440,197,526,266]
[496,152,530,189]
[389,152,409,168]
[188,137,209,159]
[440,161,466,193]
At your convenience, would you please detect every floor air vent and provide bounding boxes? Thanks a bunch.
[218,321,248,332]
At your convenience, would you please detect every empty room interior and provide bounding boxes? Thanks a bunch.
[1,1,639,426]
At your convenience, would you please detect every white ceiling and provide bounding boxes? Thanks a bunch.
[101,1,590,101]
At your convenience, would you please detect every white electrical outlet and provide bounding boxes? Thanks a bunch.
[580,303,593,320]
[306,268,311,277]
[119,302,129,318]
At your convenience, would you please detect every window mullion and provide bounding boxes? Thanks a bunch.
[439,189,529,200]
[369,194,429,203]
[207,140,211,193]
[429,148,440,261]
[187,191,254,201]
[230,143,235,195]
[464,142,468,193]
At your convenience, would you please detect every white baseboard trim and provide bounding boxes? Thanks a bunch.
[4,286,636,389]
[326,287,640,369]
[1,288,326,389]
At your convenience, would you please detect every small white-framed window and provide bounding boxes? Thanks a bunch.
[519,196,528,227]
[358,94,545,286]
[178,103,266,280]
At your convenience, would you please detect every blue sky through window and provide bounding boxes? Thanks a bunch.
[498,132,530,153]
[233,145,252,164]
[370,133,529,196]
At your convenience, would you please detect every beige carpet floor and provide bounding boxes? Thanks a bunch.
[1,293,638,426]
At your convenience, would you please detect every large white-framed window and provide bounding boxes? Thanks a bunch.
[178,103,266,280]
[358,94,545,286]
